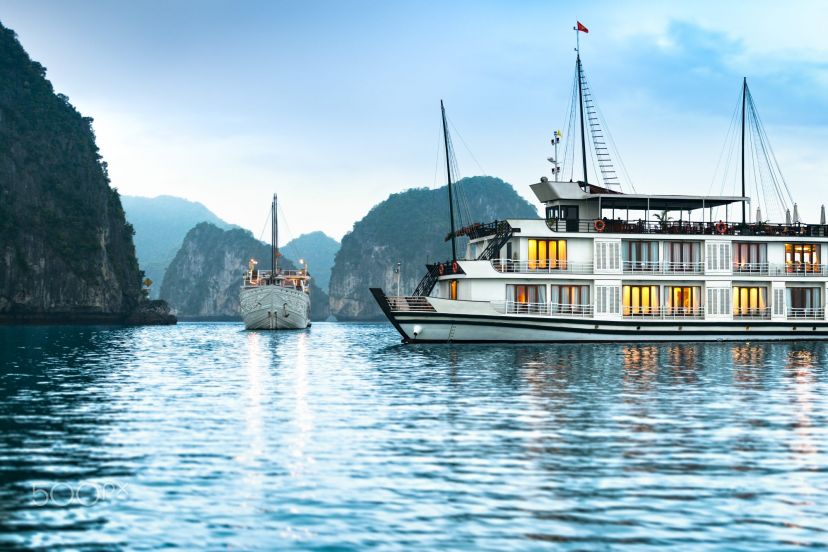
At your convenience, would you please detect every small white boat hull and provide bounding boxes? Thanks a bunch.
[240,285,310,330]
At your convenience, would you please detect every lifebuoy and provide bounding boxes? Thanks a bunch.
[451,260,459,273]
[594,219,606,232]
[438,263,445,275]
[716,220,727,235]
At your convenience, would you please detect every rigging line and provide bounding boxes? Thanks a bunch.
[433,122,443,189]
[561,63,579,182]
[257,207,272,243]
[750,92,795,208]
[707,88,743,197]
[447,116,487,176]
[276,202,302,263]
[591,87,636,193]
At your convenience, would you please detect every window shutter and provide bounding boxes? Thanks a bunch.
[773,288,785,316]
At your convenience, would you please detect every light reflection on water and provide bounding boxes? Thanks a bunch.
[1,322,827,550]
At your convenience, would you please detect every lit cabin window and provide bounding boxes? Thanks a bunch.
[449,280,458,300]
[732,286,767,316]
[785,244,820,273]
[665,286,701,314]
[622,285,660,316]
[528,239,567,270]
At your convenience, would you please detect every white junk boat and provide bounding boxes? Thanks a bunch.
[372,27,828,343]
[240,194,311,330]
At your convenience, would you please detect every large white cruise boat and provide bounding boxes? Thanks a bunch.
[371,28,828,343]
[240,194,311,330]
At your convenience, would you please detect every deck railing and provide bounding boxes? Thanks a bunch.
[490,301,594,317]
[622,261,704,274]
[490,259,593,274]
[787,307,825,320]
[732,307,772,320]
[622,307,705,319]
[386,296,436,312]
[546,218,828,237]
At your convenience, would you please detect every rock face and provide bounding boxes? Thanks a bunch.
[281,231,340,293]
[0,22,149,322]
[160,223,330,321]
[124,300,176,325]
[329,176,539,320]
[121,195,234,299]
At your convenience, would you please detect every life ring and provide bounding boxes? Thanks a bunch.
[716,220,727,235]
[594,219,606,232]
[438,263,445,275]
[451,260,459,273]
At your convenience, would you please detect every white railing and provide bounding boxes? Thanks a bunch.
[490,301,593,317]
[732,307,772,320]
[386,296,436,312]
[787,308,825,320]
[733,263,828,276]
[622,306,705,319]
[491,259,592,274]
[622,260,704,274]
[243,269,308,287]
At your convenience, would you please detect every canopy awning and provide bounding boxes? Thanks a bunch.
[588,194,748,211]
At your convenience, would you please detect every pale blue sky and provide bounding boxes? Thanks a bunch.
[2,1,828,239]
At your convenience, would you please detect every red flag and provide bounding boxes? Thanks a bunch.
[576,21,588,33]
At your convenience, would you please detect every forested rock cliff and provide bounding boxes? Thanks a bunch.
[160,223,330,321]
[0,22,151,322]
[328,176,538,320]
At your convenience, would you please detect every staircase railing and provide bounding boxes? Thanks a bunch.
[412,264,441,297]
[477,221,514,260]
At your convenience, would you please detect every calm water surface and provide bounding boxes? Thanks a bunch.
[1,322,827,550]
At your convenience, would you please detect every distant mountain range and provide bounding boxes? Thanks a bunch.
[121,195,235,298]
[328,176,539,320]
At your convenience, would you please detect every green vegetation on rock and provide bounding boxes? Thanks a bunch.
[0,21,144,320]
[328,176,538,320]
[281,231,340,293]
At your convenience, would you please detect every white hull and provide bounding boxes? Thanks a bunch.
[372,289,828,343]
[240,285,310,330]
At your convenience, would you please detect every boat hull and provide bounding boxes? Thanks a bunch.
[240,285,310,330]
[370,289,828,343]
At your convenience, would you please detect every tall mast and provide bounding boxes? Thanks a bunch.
[272,193,278,274]
[441,100,457,262]
[577,54,588,185]
[741,77,747,224]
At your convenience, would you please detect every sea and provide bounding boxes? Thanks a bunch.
[1,322,827,550]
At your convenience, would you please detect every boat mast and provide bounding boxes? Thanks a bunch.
[272,193,278,275]
[741,77,747,224]
[441,100,457,262]
[576,52,588,185]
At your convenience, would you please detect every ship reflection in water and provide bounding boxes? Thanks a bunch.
[1,323,827,549]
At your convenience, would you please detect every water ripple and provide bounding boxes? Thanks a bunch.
[1,323,827,550]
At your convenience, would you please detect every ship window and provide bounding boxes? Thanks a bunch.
[550,285,590,313]
[665,286,700,314]
[622,285,660,316]
[528,239,567,270]
[787,287,821,313]
[664,241,701,270]
[733,242,767,272]
[506,284,546,313]
[622,241,659,270]
[785,244,820,273]
[449,280,458,300]
[732,286,767,316]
